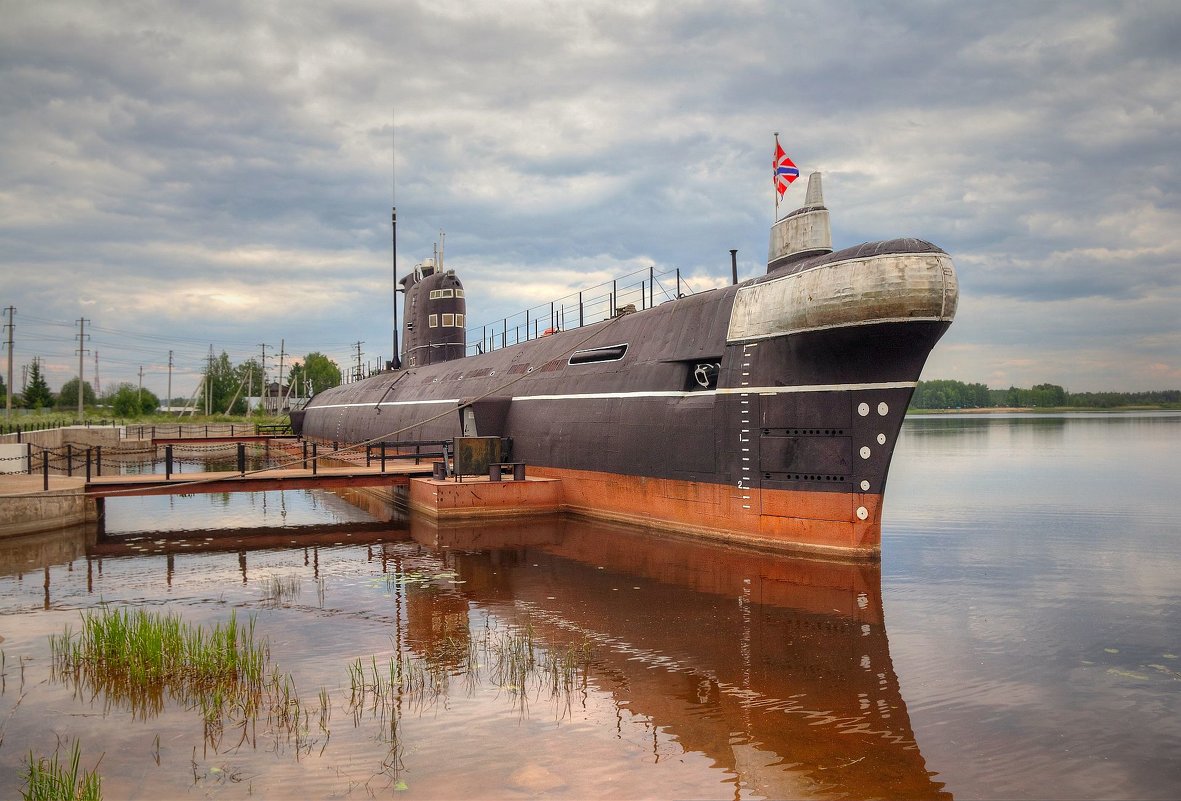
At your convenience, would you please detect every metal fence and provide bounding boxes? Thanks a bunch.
[464,264,700,356]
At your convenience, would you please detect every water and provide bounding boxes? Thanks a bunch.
[0,413,1176,799]
[882,413,1180,799]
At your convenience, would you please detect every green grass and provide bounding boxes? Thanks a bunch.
[348,620,595,726]
[21,741,102,801]
[50,607,267,725]
[48,606,335,755]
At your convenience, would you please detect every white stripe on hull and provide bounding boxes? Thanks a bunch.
[306,381,917,411]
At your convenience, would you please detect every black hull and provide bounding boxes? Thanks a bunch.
[299,238,957,557]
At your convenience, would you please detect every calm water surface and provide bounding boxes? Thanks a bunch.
[882,413,1180,799]
[0,412,1176,799]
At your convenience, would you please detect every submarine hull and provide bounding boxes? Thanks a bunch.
[298,237,957,560]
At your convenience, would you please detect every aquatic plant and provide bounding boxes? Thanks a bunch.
[50,609,273,746]
[50,607,267,724]
[347,620,594,727]
[21,740,102,801]
[259,574,301,608]
[49,606,331,757]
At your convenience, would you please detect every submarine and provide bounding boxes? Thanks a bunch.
[294,172,958,560]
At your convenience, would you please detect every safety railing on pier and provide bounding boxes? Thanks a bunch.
[0,421,291,442]
[9,437,456,490]
[124,423,291,440]
[14,440,275,484]
[0,418,120,438]
[464,264,702,356]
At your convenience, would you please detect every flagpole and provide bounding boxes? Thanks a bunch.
[773,132,781,221]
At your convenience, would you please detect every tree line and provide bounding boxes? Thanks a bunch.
[1,352,343,417]
[911,379,1181,410]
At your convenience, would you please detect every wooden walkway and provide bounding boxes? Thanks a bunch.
[85,461,434,497]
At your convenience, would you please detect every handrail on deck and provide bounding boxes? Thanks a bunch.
[464,264,699,356]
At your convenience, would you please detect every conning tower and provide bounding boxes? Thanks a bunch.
[768,171,833,272]
[399,258,466,367]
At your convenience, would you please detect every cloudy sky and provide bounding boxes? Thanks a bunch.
[2,0,1178,400]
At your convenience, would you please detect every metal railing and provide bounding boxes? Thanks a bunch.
[464,264,700,356]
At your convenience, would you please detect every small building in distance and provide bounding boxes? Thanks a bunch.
[248,382,308,414]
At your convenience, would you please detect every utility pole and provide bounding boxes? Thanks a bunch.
[93,350,100,399]
[278,339,285,409]
[206,345,214,417]
[167,350,173,413]
[258,343,269,412]
[75,318,90,421]
[137,365,144,411]
[3,306,13,420]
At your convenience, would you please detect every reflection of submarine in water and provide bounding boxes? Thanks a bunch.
[295,173,958,559]
[402,516,950,800]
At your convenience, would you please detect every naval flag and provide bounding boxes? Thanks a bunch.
[774,141,799,197]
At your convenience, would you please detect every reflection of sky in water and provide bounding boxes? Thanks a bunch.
[883,412,1181,800]
[102,489,381,533]
[0,414,1176,799]
[0,520,929,800]
[101,449,384,533]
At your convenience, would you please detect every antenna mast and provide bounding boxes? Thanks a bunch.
[391,108,401,370]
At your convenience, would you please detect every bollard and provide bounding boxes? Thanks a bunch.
[302,440,308,468]
[42,450,49,491]
[86,448,92,482]
[366,444,371,467]
[96,445,102,477]
[513,462,526,481]
[237,443,246,476]
[66,444,73,477]
[490,463,503,482]
[380,442,386,473]
[165,445,173,480]
[311,443,318,475]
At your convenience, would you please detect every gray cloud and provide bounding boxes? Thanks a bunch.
[2,0,1178,395]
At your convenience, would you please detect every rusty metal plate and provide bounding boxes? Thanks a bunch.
[453,436,502,476]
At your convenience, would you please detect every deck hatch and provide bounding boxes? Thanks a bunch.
[568,343,628,365]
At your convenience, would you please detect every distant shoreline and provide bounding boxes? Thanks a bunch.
[908,406,1180,415]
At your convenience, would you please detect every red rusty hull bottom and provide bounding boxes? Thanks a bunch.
[528,464,883,561]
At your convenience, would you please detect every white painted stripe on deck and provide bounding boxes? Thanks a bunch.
[308,398,462,410]
[307,380,917,411]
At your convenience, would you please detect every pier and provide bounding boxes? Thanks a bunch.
[85,462,432,497]
[0,426,565,539]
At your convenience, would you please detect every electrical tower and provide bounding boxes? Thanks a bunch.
[353,341,365,382]
[3,306,13,420]
[75,318,90,420]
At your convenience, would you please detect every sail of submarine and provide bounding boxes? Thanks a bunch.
[294,172,958,559]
